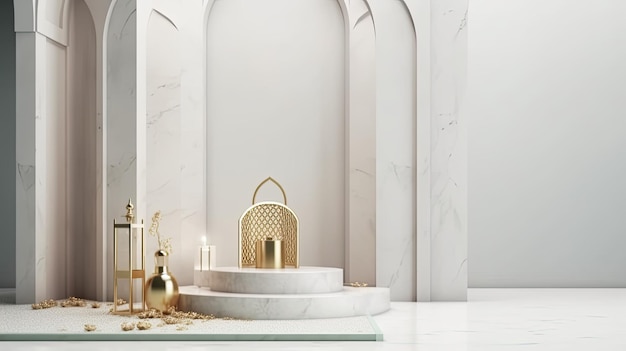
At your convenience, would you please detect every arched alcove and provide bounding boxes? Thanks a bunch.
[201,0,421,299]
[370,0,417,301]
[345,0,377,286]
[104,0,137,300]
[205,0,346,269]
[66,0,98,299]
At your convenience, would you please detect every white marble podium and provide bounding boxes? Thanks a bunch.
[180,266,390,320]
[207,266,343,294]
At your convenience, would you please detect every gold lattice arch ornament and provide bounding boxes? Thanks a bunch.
[238,177,300,268]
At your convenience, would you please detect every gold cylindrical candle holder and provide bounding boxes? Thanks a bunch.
[256,237,285,269]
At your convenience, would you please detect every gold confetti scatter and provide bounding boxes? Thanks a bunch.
[31,299,57,310]
[121,322,135,331]
[137,321,152,330]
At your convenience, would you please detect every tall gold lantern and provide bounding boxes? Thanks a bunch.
[238,177,299,268]
[112,199,146,315]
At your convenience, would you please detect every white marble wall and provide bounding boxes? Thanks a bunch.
[384,0,468,301]
[349,0,469,301]
[145,9,183,279]
[141,0,205,287]
[175,0,206,287]
[427,0,468,301]
[469,0,626,288]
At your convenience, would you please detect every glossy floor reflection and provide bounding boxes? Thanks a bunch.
[2,289,625,350]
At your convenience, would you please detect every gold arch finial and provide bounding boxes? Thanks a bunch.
[252,177,287,205]
[125,198,134,223]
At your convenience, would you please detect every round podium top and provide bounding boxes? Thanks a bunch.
[207,266,344,294]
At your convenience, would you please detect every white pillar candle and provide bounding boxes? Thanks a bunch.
[197,236,216,271]
[200,246,211,271]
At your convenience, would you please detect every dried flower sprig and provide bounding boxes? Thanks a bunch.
[149,211,172,254]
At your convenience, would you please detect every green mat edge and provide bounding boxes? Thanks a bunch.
[0,316,383,342]
[0,333,375,342]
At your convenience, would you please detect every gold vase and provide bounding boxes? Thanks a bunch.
[145,250,179,312]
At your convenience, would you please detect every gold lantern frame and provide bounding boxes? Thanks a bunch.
[238,177,300,268]
[113,214,146,315]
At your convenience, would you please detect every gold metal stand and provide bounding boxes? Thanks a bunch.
[113,199,146,315]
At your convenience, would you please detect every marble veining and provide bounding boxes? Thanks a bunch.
[17,163,35,191]
[146,103,180,127]
[371,0,417,301]
[455,8,468,37]
[427,0,468,301]
[106,154,136,187]
[385,236,413,289]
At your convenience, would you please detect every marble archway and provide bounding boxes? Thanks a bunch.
[12,0,468,304]
[15,0,98,302]
[201,0,419,300]
[204,0,347,278]
[100,0,467,303]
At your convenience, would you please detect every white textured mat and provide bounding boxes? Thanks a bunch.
[0,302,382,341]
[0,289,15,304]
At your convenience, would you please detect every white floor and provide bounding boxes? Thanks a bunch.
[2,289,626,350]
